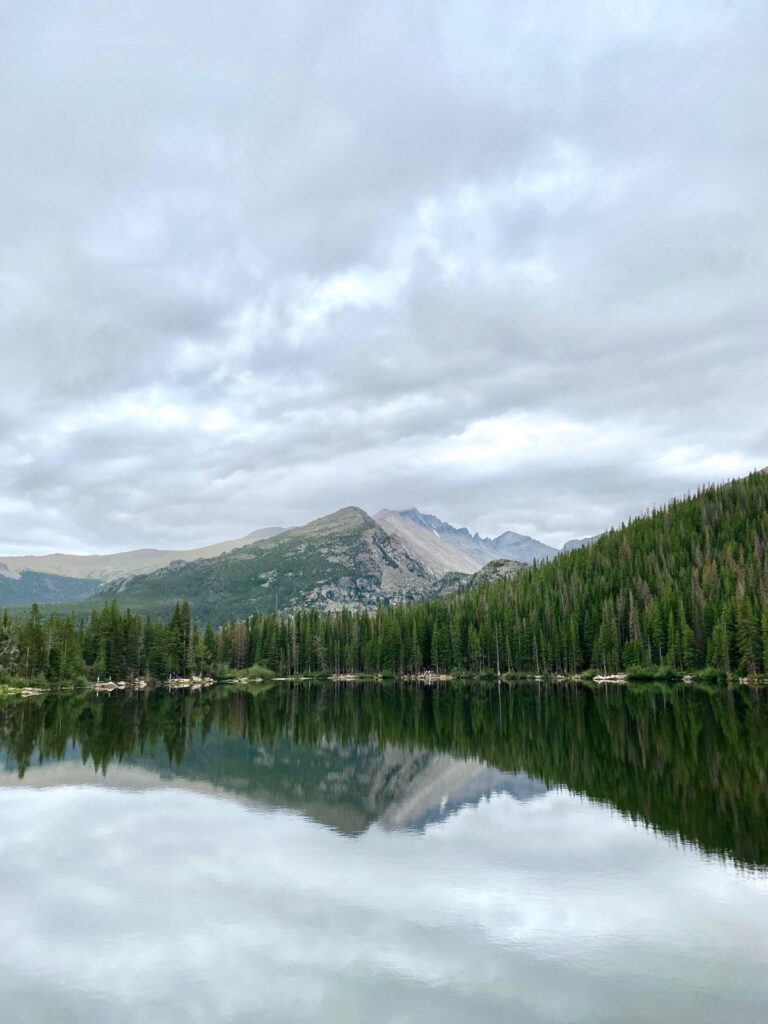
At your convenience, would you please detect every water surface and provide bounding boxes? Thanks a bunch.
[1,681,766,1022]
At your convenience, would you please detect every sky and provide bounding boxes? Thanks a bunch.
[2,0,767,555]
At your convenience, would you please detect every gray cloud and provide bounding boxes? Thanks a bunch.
[1,0,766,553]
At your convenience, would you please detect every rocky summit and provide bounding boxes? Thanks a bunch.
[388,508,559,565]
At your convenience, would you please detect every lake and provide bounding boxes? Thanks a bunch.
[1,680,767,1022]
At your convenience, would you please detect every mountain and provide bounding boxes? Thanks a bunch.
[0,566,100,606]
[393,508,558,564]
[373,509,481,575]
[0,527,284,584]
[561,534,600,553]
[3,506,555,616]
[89,510,536,623]
[95,507,444,623]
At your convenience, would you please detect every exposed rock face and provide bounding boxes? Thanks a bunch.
[393,508,558,565]
[468,558,527,585]
[373,509,481,575]
[426,557,527,598]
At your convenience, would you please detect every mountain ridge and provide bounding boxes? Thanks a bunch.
[373,509,482,575]
[2,505,571,617]
[394,507,559,564]
[0,527,285,583]
[94,506,442,623]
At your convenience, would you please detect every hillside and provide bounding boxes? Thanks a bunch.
[467,558,527,586]
[561,534,599,553]
[373,509,481,574]
[0,527,284,583]
[0,568,99,606]
[94,507,446,623]
[395,508,558,564]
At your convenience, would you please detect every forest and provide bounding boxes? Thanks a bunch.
[2,471,768,684]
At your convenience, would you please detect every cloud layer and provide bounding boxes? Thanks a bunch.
[2,1,767,553]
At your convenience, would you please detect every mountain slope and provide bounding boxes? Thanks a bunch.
[466,558,527,586]
[561,534,599,553]
[396,508,558,565]
[0,527,284,583]
[97,507,440,623]
[0,568,100,606]
[3,507,553,615]
[374,509,482,575]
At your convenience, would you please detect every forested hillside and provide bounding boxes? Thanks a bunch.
[2,471,768,682]
[0,569,99,607]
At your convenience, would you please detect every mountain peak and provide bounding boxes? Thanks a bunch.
[298,506,373,533]
[244,527,285,542]
[391,509,557,565]
[374,510,481,576]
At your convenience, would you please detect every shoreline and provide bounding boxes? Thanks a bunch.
[3,671,768,699]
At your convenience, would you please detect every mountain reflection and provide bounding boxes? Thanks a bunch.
[2,680,767,866]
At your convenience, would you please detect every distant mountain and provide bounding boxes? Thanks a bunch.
[0,566,100,606]
[0,527,285,584]
[561,534,600,553]
[373,509,481,575]
[393,508,558,565]
[3,506,559,620]
[96,507,444,623]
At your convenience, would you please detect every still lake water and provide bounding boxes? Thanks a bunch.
[1,680,767,1022]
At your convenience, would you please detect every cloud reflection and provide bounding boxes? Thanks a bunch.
[0,784,766,1023]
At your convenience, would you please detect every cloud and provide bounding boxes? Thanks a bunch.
[1,0,767,552]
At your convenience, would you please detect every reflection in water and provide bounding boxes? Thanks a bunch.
[2,680,768,864]
[0,682,767,1023]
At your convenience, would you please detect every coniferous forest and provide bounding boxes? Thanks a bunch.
[2,471,768,685]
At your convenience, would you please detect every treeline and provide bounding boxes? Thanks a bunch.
[3,471,768,682]
[0,601,215,684]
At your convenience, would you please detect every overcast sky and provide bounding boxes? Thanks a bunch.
[2,1,766,555]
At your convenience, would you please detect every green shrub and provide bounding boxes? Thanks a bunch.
[692,667,725,684]
[626,664,683,682]
[247,663,275,680]
[0,673,27,690]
